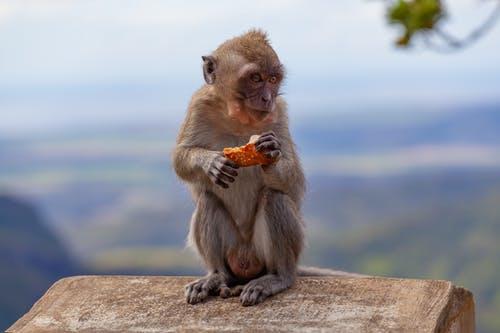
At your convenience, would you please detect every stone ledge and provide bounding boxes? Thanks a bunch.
[6,275,474,333]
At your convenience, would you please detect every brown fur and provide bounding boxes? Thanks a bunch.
[214,29,279,65]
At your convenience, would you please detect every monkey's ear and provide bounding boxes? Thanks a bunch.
[202,55,216,84]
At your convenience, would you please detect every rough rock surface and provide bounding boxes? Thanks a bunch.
[7,275,474,333]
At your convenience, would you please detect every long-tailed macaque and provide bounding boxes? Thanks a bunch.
[173,29,360,306]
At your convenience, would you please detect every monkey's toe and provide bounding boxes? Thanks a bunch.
[220,285,243,298]
[185,280,210,304]
[240,284,269,306]
[219,286,231,298]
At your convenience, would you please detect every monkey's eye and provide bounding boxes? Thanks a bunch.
[250,74,262,83]
[268,76,278,84]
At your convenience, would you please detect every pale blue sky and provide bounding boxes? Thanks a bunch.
[0,0,499,134]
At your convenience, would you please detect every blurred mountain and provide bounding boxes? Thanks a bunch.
[0,195,78,330]
[295,105,500,154]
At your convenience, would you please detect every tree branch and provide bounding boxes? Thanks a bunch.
[432,0,500,50]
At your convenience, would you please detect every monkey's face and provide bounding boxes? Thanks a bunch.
[202,32,284,123]
[235,62,283,118]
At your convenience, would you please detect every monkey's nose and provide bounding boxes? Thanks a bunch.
[261,91,272,103]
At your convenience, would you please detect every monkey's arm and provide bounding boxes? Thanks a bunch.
[257,129,305,204]
[173,107,239,188]
[173,145,214,181]
[174,145,240,188]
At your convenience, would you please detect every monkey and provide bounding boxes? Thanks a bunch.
[172,29,363,306]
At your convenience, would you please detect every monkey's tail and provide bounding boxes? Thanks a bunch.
[297,266,368,278]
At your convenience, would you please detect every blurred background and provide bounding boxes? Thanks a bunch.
[1,0,499,331]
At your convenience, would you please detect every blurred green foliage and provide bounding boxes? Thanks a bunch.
[387,0,444,46]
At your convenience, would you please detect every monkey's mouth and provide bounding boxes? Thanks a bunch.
[248,107,273,122]
[254,108,271,114]
[245,100,274,114]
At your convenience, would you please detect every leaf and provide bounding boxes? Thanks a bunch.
[387,0,444,47]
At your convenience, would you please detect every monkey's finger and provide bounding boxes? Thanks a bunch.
[215,170,235,183]
[256,134,279,144]
[264,150,282,160]
[256,136,280,148]
[220,164,238,177]
[208,170,234,188]
[214,155,239,169]
[214,178,229,189]
[222,158,240,169]
[256,141,280,152]
[259,131,277,138]
[256,136,277,145]
[208,171,230,188]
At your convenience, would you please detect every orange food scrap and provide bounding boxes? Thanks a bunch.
[223,136,274,167]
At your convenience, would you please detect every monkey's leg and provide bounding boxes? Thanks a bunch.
[240,189,304,306]
[186,191,239,304]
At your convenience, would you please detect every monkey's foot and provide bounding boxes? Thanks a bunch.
[219,285,244,298]
[240,279,272,306]
[185,273,228,304]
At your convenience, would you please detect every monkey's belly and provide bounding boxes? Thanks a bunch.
[214,165,263,227]
[226,247,264,280]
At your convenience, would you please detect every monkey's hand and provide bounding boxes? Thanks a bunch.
[203,152,239,189]
[255,131,282,163]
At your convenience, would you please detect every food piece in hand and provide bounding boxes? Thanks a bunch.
[223,135,275,167]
